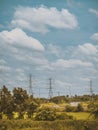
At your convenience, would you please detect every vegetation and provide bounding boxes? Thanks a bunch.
[0,120,98,130]
[0,85,98,130]
[34,107,57,121]
[0,85,39,119]
[65,104,84,112]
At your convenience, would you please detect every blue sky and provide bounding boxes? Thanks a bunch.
[0,0,98,97]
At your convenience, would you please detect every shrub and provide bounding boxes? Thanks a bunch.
[33,107,56,121]
[65,104,84,112]
[75,104,84,112]
[65,105,75,112]
[56,112,73,120]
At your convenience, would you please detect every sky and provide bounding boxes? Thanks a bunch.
[0,0,98,98]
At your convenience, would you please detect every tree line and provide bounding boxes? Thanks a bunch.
[0,85,98,120]
[0,85,38,119]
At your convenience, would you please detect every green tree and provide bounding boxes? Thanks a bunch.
[26,99,38,118]
[90,104,98,119]
[13,87,29,118]
[0,85,14,119]
[76,104,84,112]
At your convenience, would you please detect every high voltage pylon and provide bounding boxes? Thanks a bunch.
[90,79,93,101]
[90,80,93,95]
[29,74,33,96]
[48,78,53,99]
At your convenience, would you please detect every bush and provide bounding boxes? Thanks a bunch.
[33,107,56,121]
[65,105,75,112]
[56,113,73,120]
[76,104,84,112]
[65,104,84,112]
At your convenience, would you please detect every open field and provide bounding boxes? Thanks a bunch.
[66,112,92,120]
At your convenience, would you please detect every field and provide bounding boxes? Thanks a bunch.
[66,112,92,120]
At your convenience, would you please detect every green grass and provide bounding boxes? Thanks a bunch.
[0,119,98,130]
[66,112,93,120]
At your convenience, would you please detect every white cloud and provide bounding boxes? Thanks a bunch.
[52,59,93,68]
[47,44,62,57]
[16,68,24,73]
[0,59,6,65]
[55,79,71,87]
[78,43,98,55]
[0,28,44,51]
[14,52,48,66]
[91,33,98,41]
[89,8,98,17]
[0,65,11,72]
[11,6,78,33]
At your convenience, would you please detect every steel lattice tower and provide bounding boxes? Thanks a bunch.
[29,74,33,96]
[48,78,53,99]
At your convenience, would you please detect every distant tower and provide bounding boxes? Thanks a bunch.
[0,89,2,99]
[58,91,60,96]
[39,88,40,98]
[29,74,33,96]
[90,80,93,95]
[90,79,93,101]
[48,78,53,99]
[69,86,72,97]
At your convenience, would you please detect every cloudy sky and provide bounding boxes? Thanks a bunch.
[0,0,98,97]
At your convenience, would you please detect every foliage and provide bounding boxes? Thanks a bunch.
[88,103,98,119]
[0,86,39,119]
[56,112,73,120]
[0,85,98,121]
[76,104,84,112]
[0,86,14,119]
[50,96,69,104]
[65,105,75,112]
[27,99,38,118]
[65,104,84,112]
[0,120,98,130]
[33,107,57,121]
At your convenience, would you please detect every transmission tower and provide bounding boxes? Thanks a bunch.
[90,79,93,101]
[48,78,53,99]
[69,86,72,97]
[29,74,33,96]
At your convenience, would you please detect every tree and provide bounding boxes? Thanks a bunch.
[0,85,14,119]
[90,104,98,119]
[26,98,38,118]
[76,104,84,112]
[13,87,29,118]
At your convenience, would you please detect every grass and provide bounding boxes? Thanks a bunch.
[66,112,93,120]
[0,119,98,130]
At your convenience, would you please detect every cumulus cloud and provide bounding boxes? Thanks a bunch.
[0,59,6,65]
[89,8,98,17]
[47,44,63,57]
[0,28,44,51]
[11,6,78,33]
[0,65,11,72]
[78,43,97,55]
[91,33,98,41]
[52,59,93,68]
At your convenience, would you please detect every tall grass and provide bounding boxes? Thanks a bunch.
[0,119,98,130]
